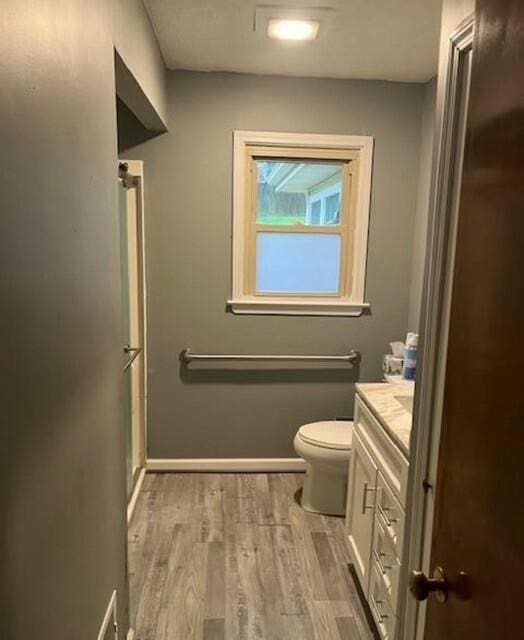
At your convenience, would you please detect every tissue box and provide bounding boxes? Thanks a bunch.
[383,354,404,376]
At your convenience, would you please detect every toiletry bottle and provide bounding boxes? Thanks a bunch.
[403,333,418,380]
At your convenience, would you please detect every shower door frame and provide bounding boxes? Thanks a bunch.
[119,159,148,521]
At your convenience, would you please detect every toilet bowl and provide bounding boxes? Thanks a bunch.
[293,420,353,516]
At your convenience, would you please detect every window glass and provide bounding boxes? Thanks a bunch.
[325,192,341,225]
[310,200,321,225]
[256,232,341,294]
[256,160,342,226]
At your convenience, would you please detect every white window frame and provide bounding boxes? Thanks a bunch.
[229,131,374,316]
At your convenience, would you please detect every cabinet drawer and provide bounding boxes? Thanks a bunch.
[369,564,397,640]
[372,515,401,611]
[355,395,409,504]
[376,471,405,557]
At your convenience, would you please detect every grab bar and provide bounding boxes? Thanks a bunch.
[180,348,361,365]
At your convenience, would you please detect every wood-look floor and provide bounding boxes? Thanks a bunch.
[129,473,375,640]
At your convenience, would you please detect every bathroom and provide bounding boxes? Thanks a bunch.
[117,1,444,637]
[8,1,521,639]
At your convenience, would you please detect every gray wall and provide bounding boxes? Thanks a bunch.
[127,71,427,459]
[113,0,168,129]
[1,2,127,638]
[407,77,437,331]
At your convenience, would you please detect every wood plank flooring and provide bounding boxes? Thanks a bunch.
[129,473,375,640]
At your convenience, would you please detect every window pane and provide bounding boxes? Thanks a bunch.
[325,192,341,225]
[256,232,341,294]
[310,200,321,225]
[256,160,342,226]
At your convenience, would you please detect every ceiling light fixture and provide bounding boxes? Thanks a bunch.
[254,7,335,41]
[267,18,320,41]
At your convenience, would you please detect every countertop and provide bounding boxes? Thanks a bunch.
[355,382,414,458]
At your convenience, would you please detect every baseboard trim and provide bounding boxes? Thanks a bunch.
[146,457,307,472]
[127,467,146,525]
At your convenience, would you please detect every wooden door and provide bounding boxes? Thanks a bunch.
[423,1,524,638]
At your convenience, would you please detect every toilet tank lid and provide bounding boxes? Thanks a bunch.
[298,421,353,450]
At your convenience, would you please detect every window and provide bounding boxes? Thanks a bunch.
[230,131,374,315]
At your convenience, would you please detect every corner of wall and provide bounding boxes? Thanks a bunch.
[406,77,438,333]
[112,0,168,132]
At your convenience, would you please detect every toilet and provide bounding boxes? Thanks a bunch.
[293,420,353,516]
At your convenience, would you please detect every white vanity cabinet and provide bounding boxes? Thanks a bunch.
[345,392,410,640]
[345,428,378,591]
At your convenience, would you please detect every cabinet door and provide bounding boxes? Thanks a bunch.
[345,427,379,593]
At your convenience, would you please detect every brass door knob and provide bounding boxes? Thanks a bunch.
[409,566,448,603]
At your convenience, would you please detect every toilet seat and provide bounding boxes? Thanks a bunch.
[297,421,352,451]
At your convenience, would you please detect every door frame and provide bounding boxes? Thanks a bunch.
[399,16,474,640]
[119,159,148,521]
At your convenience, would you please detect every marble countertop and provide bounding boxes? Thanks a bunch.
[355,382,414,458]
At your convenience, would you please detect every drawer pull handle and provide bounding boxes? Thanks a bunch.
[377,503,398,527]
[361,482,377,514]
[373,550,393,574]
[370,595,389,624]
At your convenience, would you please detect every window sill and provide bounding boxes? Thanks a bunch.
[227,298,370,317]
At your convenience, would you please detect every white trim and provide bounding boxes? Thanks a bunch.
[126,630,135,640]
[121,160,148,468]
[235,130,373,150]
[147,457,307,472]
[127,467,146,525]
[399,17,475,640]
[228,298,369,316]
[231,131,374,315]
[97,590,118,640]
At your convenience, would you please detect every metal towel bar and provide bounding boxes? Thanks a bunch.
[180,348,361,365]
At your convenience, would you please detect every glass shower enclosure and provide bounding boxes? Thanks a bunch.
[118,163,145,500]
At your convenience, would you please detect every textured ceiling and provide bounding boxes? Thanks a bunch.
[144,0,442,83]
